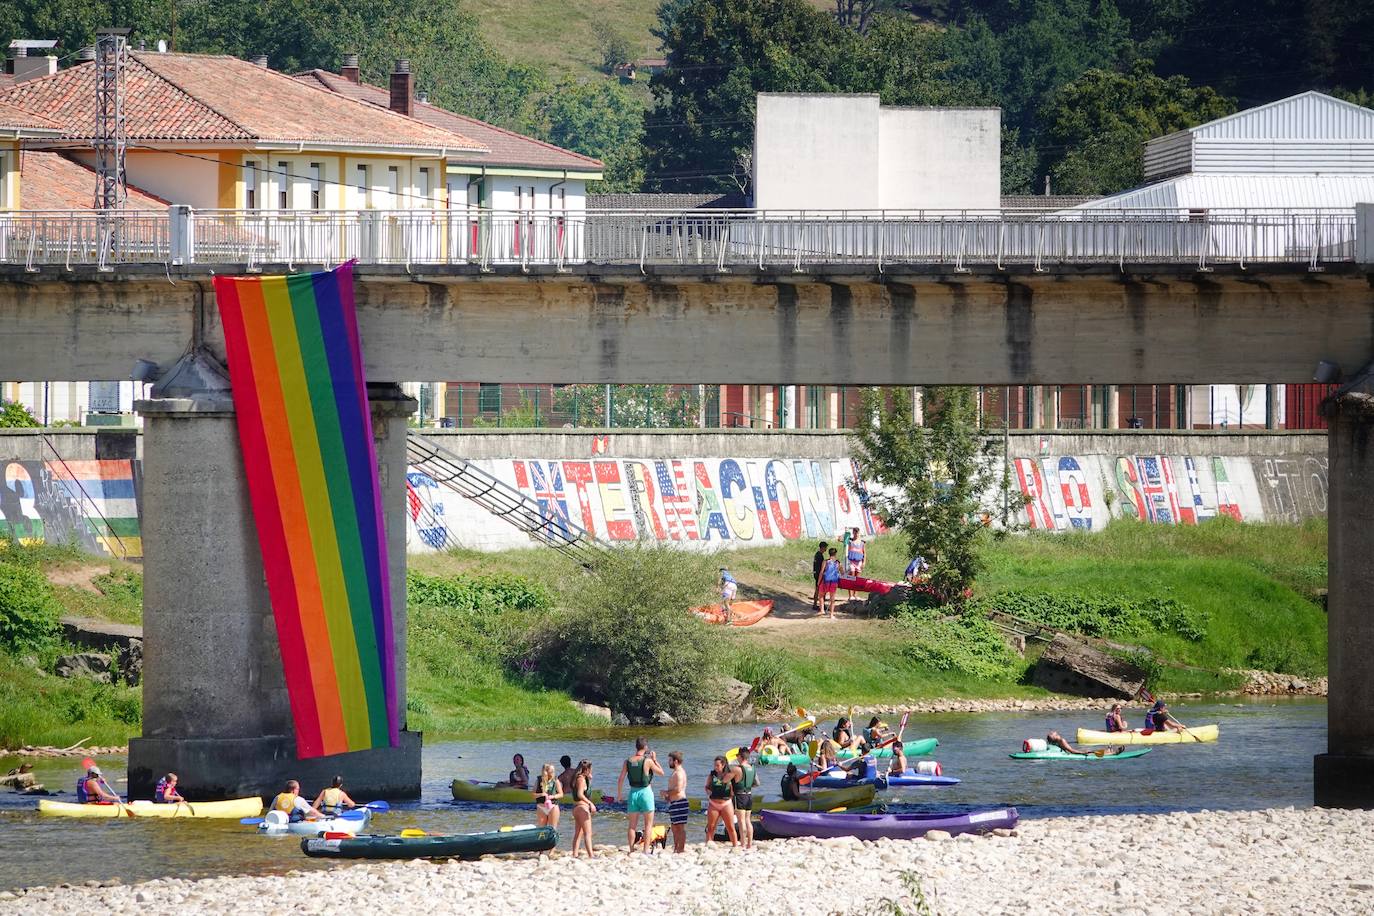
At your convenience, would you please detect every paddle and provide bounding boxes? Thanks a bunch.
[338,800,390,820]
[725,737,760,764]
[1138,688,1203,743]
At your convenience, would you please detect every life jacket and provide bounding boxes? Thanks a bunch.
[76,776,92,803]
[155,778,172,803]
[1143,710,1158,730]
[272,792,299,813]
[735,762,755,793]
[626,756,652,789]
[1106,715,1121,733]
[319,787,345,814]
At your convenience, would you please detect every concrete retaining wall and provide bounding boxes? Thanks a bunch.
[0,429,1329,558]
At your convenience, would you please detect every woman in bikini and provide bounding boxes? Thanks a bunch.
[704,756,738,847]
[571,759,597,858]
[533,762,562,830]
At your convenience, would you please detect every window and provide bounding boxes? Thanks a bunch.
[309,163,322,210]
[356,164,371,207]
[807,386,824,429]
[417,167,431,207]
[0,152,8,208]
[554,186,566,211]
[386,165,399,208]
[245,160,260,209]
[478,383,502,413]
[277,161,289,209]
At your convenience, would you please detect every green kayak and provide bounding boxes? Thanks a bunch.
[758,737,939,766]
[1009,747,1152,761]
[301,825,558,860]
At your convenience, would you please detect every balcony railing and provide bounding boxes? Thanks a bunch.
[0,207,1360,271]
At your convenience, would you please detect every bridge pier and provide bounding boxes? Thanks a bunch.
[1315,387,1374,808]
[127,378,421,801]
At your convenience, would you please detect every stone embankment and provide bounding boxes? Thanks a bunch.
[1232,669,1328,696]
[1,745,126,759]
[3,807,1369,915]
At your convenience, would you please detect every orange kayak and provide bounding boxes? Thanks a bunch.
[691,599,774,626]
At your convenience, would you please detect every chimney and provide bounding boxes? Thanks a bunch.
[416,89,429,105]
[341,52,360,83]
[389,59,413,117]
[250,53,268,68]
[7,39,59,81]
[78,46,96,61]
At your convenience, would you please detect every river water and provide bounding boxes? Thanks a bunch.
[0,698,1326,890]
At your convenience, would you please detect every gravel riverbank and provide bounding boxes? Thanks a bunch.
[4,806,1369,915]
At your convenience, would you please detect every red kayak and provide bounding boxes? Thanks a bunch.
[838,576,898,595]
[690,599,774,626]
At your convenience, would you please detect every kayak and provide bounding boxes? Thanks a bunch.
[38,798,263,820]
[260,809,371,837]
[451,780,605,806]
[748,717,816,760]
[723,803,884,842]
[605,784,876,813]
[837,576,898,595]
[1077,724,1219,745]
[759,737,938,766]
[302,825,557,860]
[691,599,774,626]
[1009,747,1152,761]
[884,769,961,788]
[809,768,887,791]
[761,807,1019,841]
[451,780,872,812]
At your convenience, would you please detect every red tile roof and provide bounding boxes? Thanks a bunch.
[294,69,601,172]
[21,151,168,209]
[0,53,487,153]
[0,96,60,131]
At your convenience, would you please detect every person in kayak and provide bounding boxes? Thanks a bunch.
[571,760,597,859]
[664,751,689,854]
[617,737,664,854]
[557,755,577,795]
[886,741,908,777]
[704,756,738,847]
[534,763,562,830]
[811,540,829,609]
[1147,701,1187,733]
[77,765,120,804]
[312,776,357,816]
[719,568,738,622]
[1105,704,1129,733]
[833,716,864,752]
[864,716,892,748]
[815,739,839,770]
[781,762,802,801]
[271,779,323,823]
[154,772,185,804]
[730,746,756,849]
[819,548,841,618]
[498,753,529,789]
[1045,731,1125,756]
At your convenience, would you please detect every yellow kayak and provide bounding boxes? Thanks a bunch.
[38,798,264,819]
[1076,724,1219,745]
[451,780,606,806]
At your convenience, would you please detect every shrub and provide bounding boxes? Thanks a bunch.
[534,544,721,720]
[970,590,1208,642]
[1245,640,1323,678]
[407,572,552,613]
[731,644,797,713]
[407,573,553,686]
[0,559,61,652]
[896,608,1021,680]
[93,570,143,605]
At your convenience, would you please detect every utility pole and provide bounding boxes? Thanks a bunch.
[94,28,130,211]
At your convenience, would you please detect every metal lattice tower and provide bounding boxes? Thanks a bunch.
[94,28,130,211]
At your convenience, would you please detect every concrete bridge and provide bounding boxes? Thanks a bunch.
[2,206,1372,806]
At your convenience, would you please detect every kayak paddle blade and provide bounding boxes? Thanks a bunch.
[362,800,390,812]
[240,817,265,826]
[338,809,368,820]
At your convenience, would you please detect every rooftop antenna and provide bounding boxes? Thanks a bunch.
[94,27,130,212]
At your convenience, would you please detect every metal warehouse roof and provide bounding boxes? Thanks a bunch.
[1076,173,1374,211]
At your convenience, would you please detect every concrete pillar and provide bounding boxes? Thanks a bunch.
[1315,390,1374,807]
[127,381,421,800]
[1045,386,1061,430]
[1106,384,1120,430]
[1265,384,1280,429]
[1029,385,1043,429]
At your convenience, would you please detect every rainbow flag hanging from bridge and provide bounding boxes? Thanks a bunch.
[214,261,397,759]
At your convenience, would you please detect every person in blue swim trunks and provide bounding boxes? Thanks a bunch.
[617,736,664,854]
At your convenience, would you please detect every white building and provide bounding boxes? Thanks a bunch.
[752,93,1000,211]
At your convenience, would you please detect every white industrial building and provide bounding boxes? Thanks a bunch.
[752,94,1000,210]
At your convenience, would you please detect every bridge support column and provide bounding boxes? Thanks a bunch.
[1315,389,1374,808]
[127,377,421,801]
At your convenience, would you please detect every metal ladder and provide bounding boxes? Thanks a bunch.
[406,435,607,568]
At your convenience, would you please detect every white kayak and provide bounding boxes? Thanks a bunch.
[258,808,371,837]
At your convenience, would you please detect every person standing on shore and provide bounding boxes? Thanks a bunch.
[704,756,738,847]
[731,745,756,849]
[571,760,597,858]
[719,568,738,623]
[819,548,841,618]
[904,555,929,585]
[534,763,562,830]
[845,529,866,601]
[664,751,689,854]
[811,540,828,609]
[617,737,664,854]
[557,755,576,795]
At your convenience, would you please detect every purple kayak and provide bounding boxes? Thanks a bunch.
[760,806,1018,840]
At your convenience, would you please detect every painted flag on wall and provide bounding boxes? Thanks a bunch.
[214,262,397,758]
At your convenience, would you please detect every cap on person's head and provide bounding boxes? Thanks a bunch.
[1152,700,1165,710]
[88,765,101,776]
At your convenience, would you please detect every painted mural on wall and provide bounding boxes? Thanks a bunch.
[0,459,143,558]
[1010,454,1329,531]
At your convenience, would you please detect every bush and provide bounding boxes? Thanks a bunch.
[896,608,1021,680]
[971,590,1208,642]
[533,544,721,720]
[731,644,797,713]
[93,570,143,605]
[407,573,552,686]
[407,572,552,613]
[0,559,61,652]
[1245,640,1323,678]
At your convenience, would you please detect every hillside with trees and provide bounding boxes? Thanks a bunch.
[3,0,1372,197]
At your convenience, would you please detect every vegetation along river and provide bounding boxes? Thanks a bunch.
[0,698,1324,890]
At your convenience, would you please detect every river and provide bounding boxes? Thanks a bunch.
[0,698,1325,890]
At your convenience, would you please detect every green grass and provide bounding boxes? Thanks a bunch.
[0,653,140,750]
[468,0,662,77]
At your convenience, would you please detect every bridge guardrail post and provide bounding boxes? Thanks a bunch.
[169,206,194,266]
[1356,203,1374,267]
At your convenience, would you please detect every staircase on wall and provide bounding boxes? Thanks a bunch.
[406,436,607,568]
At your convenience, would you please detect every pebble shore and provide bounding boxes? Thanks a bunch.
[4,807,1370,915]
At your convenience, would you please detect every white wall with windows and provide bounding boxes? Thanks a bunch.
[3,381,141,425]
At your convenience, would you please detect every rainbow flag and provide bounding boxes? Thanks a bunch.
[214,262,396,758]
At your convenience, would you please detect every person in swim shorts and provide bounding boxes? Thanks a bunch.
[819,548,841,618]
[664,750,689,854]
[617,736,664,854]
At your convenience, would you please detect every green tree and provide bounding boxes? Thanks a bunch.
[591,17,636,72]
[0,400,38,429]
[850,387,1013,604]
[537,79,646,192]
[553,385,701,428]
[1040,60,1234,195]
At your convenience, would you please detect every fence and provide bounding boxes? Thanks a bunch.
[0,207,1360,271]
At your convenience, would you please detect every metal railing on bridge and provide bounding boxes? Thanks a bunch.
[0,206,1359,271]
